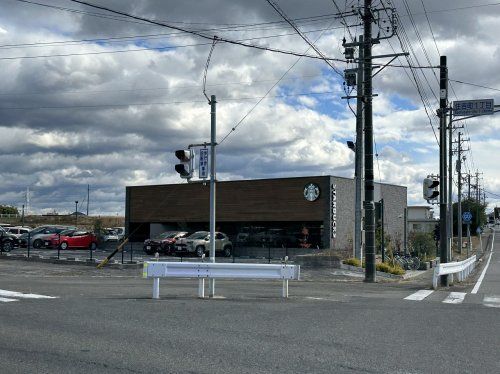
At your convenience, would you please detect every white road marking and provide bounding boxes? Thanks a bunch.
[442,292,467,304]
[483,296,500,308]
[0,297,18,303]
[0,289,58,299]
[404,290,434,301]
[471,233,495,294]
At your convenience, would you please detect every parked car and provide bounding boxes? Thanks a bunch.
[0,226,19,252]
[252,228,296,247]
[18,225,76,248]
[5,226,32,238]
[102,228,119,242]
[176,231,232,257]
[143,231,189,255]
[45,230,98,250]
[112,227,125,241]
[235,226,266,245]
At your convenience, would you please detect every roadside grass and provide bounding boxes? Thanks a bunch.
[343,257,405,275]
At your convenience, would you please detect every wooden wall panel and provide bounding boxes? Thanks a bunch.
[129,176,330,223]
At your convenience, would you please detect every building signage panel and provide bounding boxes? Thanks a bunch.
[453,99,494,117]
[199,148,208,179]
[330,183,337,239]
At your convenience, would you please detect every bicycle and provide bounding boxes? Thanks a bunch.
[384,250,420,270]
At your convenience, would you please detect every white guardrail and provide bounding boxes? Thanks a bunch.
[143,261,301,299]
[432,255,476,289]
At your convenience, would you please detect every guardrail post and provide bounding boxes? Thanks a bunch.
[153,278,160,299]
[198,279,205,298]
[282,279,288,298]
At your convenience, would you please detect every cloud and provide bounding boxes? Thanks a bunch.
[0,0,498,215]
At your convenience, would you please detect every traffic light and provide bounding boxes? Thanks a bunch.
[175,149,194,179]
[423,177,439,201]
[433,223,440,242]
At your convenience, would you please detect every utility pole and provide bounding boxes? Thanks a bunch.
[75,200,78,226]
[439,55,449,287]
[354,35,364,263]
[467,174,471,200]
[87,184,90,216]
[456,131,463,254]
[209,94,217,297]
[448,109,453,260]
[363,0,376,282]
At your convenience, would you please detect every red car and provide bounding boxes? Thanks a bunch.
[45,230,98,250]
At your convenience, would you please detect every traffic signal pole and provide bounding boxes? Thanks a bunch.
[439,56,449,287]
[363,0,376,282]
[209,94,216,297]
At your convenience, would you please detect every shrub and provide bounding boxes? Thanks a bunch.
[376,262,405,275]
[343,258,362,267]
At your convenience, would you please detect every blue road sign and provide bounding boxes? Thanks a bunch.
[463,211,472,223]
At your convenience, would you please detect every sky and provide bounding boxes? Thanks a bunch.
[0,0,499,216]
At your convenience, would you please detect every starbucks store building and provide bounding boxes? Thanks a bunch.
[125,175,407,252]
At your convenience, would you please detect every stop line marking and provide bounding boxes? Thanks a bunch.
[0,289,58,300]
[0,297,19,303]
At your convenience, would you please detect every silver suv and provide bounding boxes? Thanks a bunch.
[177,231,232,257]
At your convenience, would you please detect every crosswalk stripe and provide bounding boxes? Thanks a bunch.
[483,296,500,308]
[0,297,18,303]
[404,290,434,301]
[0,289,57,299]
[442,292,467,304]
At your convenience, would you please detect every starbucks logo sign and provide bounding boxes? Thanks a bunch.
[303,183,320,202]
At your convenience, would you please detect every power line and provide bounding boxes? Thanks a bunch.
[0,89,339,110]
[449,79,500,93]
[67,0,348,64]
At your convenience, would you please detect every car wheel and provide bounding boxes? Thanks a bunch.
[60,242,68,250]
[33,239,43,249]
[196,245,205,257]
[223,246,232,257]
[2,241,13,252]
[90,242,97,251]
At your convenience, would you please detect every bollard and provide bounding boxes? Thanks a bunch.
[57,233,60,259]
[121,246,124,264]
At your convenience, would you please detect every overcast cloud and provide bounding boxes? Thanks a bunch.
[1,0,499,215]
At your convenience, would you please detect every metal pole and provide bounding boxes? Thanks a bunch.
[363,0,376,282]
[467,224,471,257]
[467,174,471,200]
[21,204,25,227]
[209,94,216,297]
[403,207,408,256]
[439,55,449,287]
[75,201,78,226]
[354,35,364,263]
[381,199,385,263]
[457,132,463,254]
[448,109,453,260]
[87,184,90,216]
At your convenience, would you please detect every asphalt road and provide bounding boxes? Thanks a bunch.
[0,231,498,374]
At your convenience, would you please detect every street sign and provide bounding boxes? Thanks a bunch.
[199,148,208,179]
[462,211,472,224]
[453,99,494,117]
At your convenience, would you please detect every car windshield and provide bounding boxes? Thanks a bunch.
[189,232,208,239]
[59,229,75,236]
[155,232,176,239]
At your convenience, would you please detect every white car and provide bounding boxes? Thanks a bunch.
[5,226,31,238]
[112,227,125,241]
[102,228,119,242]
